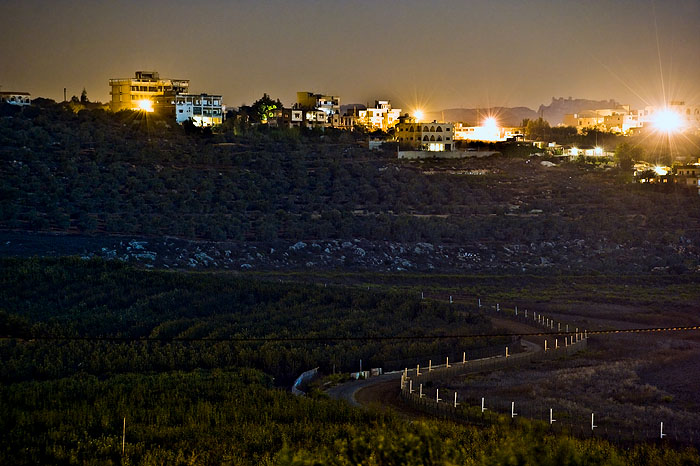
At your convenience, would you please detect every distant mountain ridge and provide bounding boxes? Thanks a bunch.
[341,97,620,126]
[538,97,620,125]
[426,107,539,127]
[420,97,620,126]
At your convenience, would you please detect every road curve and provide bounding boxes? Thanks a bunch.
[326,317,544,407]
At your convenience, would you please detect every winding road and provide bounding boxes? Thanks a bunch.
[326,315,544,411]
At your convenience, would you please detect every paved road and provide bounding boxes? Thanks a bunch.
[326,370,404,407]
[326,317,544,407]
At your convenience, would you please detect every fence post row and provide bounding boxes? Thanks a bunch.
[397,296,620,441]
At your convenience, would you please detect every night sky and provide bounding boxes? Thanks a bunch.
[2,0,699,111]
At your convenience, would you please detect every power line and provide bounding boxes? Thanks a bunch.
[2,325,698,344]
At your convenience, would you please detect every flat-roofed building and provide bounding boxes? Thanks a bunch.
[0,91,31,106]
[396,116,454,151]
[278,108,328,129]
[109,71,189,114]
[175,93,224,127]
[296,91,340,124]
[358,100,402,131]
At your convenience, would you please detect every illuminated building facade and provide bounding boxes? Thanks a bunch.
[358,100,402,131]
[296,91,340,123]
[396,117,454,151]
[453,122,523,142]
[0,91,31,106]
[175,93,224,127]
[563,105,641,134]
[639,102,700,132]
[109,71,189,114]
[278,108,328,128]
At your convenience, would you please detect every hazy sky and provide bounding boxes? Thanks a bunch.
[1,0,699,111]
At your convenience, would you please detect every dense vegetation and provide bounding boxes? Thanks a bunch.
[0,257,496,384]
[4,367,699,465]
[2,258,698,464]
[2,102,700,249]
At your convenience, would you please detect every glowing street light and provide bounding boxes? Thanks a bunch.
[413,109,424,121]
[594,146,603,156]
[483,117,498,131]
[654,166,668,176]
[653,109,683,133]
[136,99,154,113]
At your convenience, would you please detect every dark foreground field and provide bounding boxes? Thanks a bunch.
[2,258,700,464]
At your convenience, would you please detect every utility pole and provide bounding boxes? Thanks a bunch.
[122,417,126,456]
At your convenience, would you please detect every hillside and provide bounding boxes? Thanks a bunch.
[2,103,700,273]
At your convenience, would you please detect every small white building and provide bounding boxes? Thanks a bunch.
[175,93,224,127]
[358,100,402,131]
[0,91,31,106]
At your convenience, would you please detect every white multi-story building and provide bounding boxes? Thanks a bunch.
[175,93,224,127]
[358,100,402,131]
[0,91,31,106]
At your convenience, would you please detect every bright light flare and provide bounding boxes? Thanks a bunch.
[654,166,668,176]
[653,109,683,133]
[483,117,498,131]
[594,146,603,156]
[136,99,154,112]
[413,109,424,121]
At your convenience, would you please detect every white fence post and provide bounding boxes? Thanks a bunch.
[446,356,450,368]
[591,413,597,431]
[436,388,441,403]
[454,392,459,408]
[481,397,487,413]
[429,360,432,372]
[462,352,466,365]
[660,422,666,439]
[550,408,556,425]
[416,364,421,376]
[419,384,424,398]
[511,401,517,418]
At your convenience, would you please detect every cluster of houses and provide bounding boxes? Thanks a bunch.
[635,159,700,195]
[4,71,700,185]
[563,101,700,135]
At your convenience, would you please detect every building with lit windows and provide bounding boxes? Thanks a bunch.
[296,91,340,124]
[453,121,523,142]
[396,116,454,152]
[175,93,224,127]
[638,101,700,133]
[358,100,402,131]
[563,105,642,134]
[109,71,189,114]
[0,91,31,106]
[278,108,328,129]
